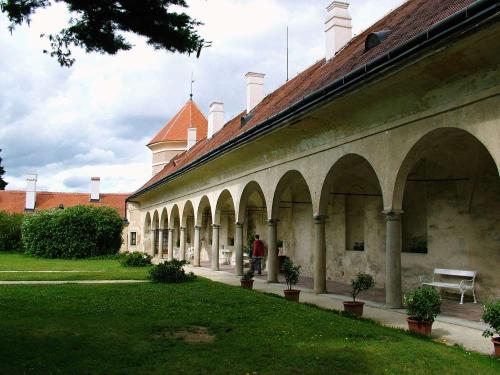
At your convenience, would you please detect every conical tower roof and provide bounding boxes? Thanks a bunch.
[148,100,208,146]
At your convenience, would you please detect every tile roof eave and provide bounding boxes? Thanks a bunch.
[127,0,500,202]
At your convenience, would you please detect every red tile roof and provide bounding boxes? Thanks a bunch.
[133,0,479,197]
[0,191,129,217]
[148,99,208,145]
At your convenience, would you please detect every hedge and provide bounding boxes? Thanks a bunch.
[0,211,23,252]
[22,205,123,258]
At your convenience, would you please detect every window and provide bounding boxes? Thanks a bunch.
[130,231,137,246]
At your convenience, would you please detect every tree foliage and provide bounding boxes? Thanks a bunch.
[1,0,204,67]
[0,149,7,190]
[0,211,23,251]
[22,205,123,258]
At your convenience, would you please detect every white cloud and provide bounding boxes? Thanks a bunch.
[0,0,404,192]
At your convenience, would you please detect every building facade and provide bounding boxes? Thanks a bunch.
[126,0,500,306]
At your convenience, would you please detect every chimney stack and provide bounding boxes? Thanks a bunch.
[245,72,265,113]
[90,177,100,201]
[25,173,37,211]
[207,102,224,139]
[325,1,352,60]
[187,127,197,149]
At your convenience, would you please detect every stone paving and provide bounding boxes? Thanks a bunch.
[189,265,493,355]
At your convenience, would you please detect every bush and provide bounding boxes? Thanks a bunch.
[350,273,375,302]
[404,285,441,322]
[22,205,123,259]
[119,252,152,267]
[283,258,300,290]
[241,269,254,281]
[0,211,23,252]
[482,301,500,338]
[149,259,195,283]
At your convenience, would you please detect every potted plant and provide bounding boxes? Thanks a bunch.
[283,258,301,302]
[403,285,441,336]
[240,269,254,290]
[343,273,374,317]
[482,300,500,356]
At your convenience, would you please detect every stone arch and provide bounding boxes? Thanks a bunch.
[271,170,313,220]
[392,127,499,211]
[160,207,168,229]
[143,212,152,254]
[195,196,212,227]
[195,195,213,265]
[152,210,160,230]
[236,180,267,224]
[392,126,500,299]
[181,200,195,227]
[214,189,235,225]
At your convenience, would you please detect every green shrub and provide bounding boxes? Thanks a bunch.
[149,259,195,283]
[241,269,254,281]
[482,301,500,338]
[283,258,300,290]
[350,273,375,302]
[0,211,23,252]
[22,205,123,259]
[119,252,152,267]
[404,285,441,322]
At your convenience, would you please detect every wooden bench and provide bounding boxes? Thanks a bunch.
[420,268,477,304]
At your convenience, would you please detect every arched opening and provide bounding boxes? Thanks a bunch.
[320,154,385,287]
[394,128,500,300]
[196,196,213,266]
[181,201,195,262]
[151,211,160,257]
[272,170,314,280]
[215,190,236,271]
[143,212,152,255]
[160,208,168,256]
[170,205,180,259]
[238,181,268,275]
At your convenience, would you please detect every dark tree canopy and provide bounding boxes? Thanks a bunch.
[0,149,7,190]
[1,0,204,67]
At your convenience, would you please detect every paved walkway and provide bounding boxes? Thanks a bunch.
[187,265,493,355]
[0,280,148,285]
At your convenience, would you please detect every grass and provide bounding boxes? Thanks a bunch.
[0,279,498,374]
[0,252,151,280]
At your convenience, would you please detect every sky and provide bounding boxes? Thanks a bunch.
[0,0,404,194]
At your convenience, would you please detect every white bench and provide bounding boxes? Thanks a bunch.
[420,268,477,304]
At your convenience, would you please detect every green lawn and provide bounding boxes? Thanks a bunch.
[0,279,498,374]
[0,252,151,280]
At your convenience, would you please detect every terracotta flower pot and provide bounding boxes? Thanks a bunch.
[492,337,500,357]
[406,317,433,336]
[240,279,254,290]
[343,301,365,317]
[284,289,300,302]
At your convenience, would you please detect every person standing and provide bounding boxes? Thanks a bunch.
[252,234,265,276]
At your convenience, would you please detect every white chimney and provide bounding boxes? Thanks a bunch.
[207,102,224,139]
[25,173,37,211]
[187,127,197,149]
[90,177,100,201]
[325,1,352,60]
[245,72,265,113]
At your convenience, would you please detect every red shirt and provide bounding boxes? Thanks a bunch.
[252,239,265,257]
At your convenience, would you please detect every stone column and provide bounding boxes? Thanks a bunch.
[158,229,164,259]
[267,219,278,283]
[384,210,403,308]
[193,226,201,267]
[234,222,244,276]
[179,227,186,261]
[211,224,220,271]
[314,215,327,294]
[167,228,174,261]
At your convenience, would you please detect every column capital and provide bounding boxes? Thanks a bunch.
[179,227,186,231]
[382,209,403,221]
[267,218,279,226]
[313,214,327,224]
[194,225,201,230]
[212,224,220,229]
[168,228,175,232]
[235,222,244,228]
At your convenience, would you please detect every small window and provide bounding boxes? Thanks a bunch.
[130,232,137,246]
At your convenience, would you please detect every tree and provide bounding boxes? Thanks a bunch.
[0,149,7,190]
[1,0,205,67]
